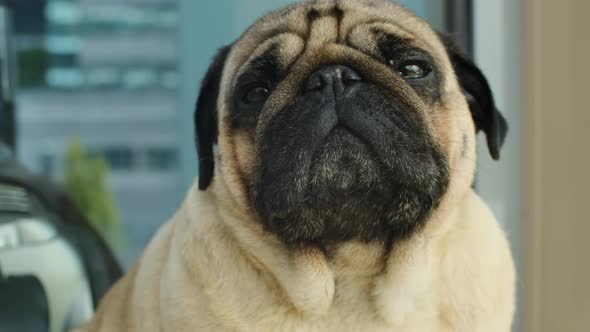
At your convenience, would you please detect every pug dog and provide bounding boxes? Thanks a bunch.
[77,0,515,331]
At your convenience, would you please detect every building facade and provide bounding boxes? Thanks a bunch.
[15,0,181,266]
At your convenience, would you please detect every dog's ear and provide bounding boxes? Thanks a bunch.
[439,34,508,160]
[195,45,232,190]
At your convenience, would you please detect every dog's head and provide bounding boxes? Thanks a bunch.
[195,0,507,246]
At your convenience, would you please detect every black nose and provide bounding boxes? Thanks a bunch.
[304,65,362,96]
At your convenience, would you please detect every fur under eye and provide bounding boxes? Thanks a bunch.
[395,61,432,79]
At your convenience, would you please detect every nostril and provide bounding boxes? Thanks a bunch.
[304,65,362,94]
[305,72,325,92]
[341,68,362,85]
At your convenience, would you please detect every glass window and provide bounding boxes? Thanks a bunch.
[122,68,157,89]
[48,53,76,67]
[45,1,82,26]
[13,0,181,270]
[146,147,178,171]
[45,35,81,54]
[45,67,84,88]
[85,66,119,87]
[97,147,135,171]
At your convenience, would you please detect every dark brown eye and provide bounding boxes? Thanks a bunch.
[397,61,432,79]
[242,85,270,104]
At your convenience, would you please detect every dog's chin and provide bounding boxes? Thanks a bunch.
[308,127,384,193]
[293,128,395,243]
[255,129,442,246]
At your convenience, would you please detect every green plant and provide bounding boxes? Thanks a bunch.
[64,138,126,250]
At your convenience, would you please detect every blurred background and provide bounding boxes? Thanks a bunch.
[0,0,588,332]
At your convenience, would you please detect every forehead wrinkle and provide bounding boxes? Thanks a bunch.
[231,33,304,86]
[307,15,339,49]
[346,23,414,62]
[231,6,308,60]
[380,28,442,58]
[340,1,448,55]
[237,3,304,41]
[225,1,454,98]
[233,0,441,64]
[344,20,418,44]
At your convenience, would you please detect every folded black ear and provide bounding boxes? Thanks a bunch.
[439,34,508,160]
[195,45,232,190]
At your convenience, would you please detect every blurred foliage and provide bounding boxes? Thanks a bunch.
[64,138,127,250]
[17,48,48,88]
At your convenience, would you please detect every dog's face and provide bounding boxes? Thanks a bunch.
[196,0,507,246]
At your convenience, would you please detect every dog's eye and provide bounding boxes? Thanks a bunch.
[242,85,270,104]
[395,61,432,79]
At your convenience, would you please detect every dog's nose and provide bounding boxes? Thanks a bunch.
[304,65,362,96]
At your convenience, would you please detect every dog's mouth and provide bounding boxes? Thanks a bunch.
[251,84,449,245]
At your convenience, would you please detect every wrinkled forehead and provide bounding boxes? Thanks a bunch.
[223,0,448,82]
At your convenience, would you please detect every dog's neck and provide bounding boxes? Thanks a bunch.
[183,176,465,326]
